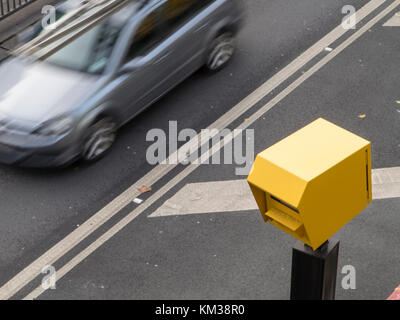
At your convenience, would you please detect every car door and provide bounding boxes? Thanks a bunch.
[112,0,216,120]
[158,0,216,83]
[112,4,178,119]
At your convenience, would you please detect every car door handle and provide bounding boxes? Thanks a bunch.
[154,52,171,64]
[194,21,210,33]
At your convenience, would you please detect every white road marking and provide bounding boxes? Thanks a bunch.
[150,179,258,217]
[383,11,400,25]
[23,162,202,300]
[0,0,391,300]
[372,167,400,199]
[150,167,400,218]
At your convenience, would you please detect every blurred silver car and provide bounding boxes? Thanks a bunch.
[0,0,245,167]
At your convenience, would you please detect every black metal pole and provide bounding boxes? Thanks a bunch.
[290,238,340,300]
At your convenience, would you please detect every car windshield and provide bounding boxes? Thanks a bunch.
[42,22,122,74]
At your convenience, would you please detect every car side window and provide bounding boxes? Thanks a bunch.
[162,0,215,31]
[163,0,213,30]
[124,10,164,61]
[87,24,122,73]
[124,0,214,62]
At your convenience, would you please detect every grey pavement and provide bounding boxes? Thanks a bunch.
[38,4,400,298]
[1,0,399,300]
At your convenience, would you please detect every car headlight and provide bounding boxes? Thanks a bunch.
[34,116,73,136]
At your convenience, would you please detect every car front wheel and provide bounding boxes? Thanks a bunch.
[82,117,116,162]
[205,32,235,72]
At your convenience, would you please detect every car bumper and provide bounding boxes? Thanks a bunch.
[0,132,80,168]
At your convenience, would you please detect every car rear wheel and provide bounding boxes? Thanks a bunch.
[205,32,235,72]
[82,117,116,162]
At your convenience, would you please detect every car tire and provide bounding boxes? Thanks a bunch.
[204,32,235,72]
[82,117,117,162]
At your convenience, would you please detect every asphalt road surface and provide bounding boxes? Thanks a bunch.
[1,0,400,300]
